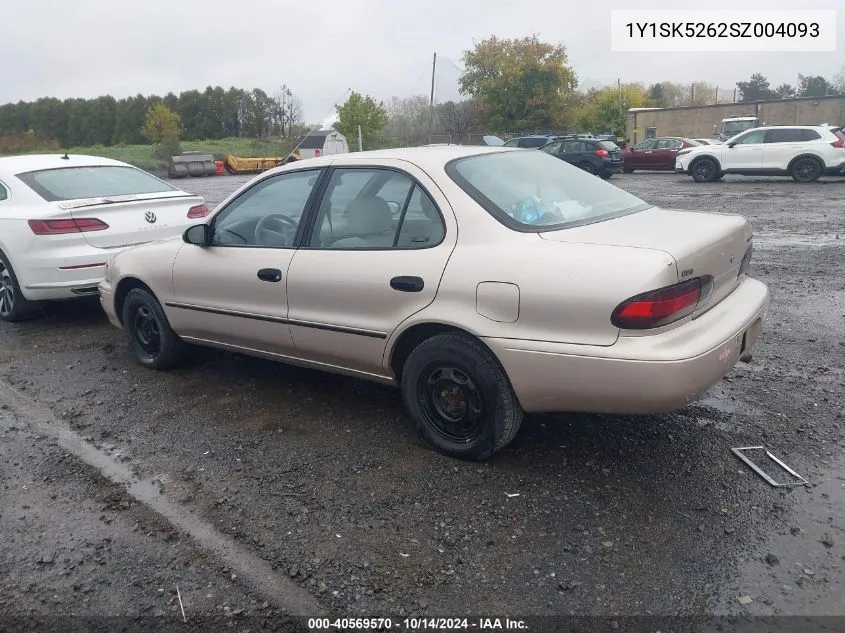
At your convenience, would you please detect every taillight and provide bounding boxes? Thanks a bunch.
[611,276,713,330]
[28,218,109,235]
[314,149,321,157]
[830,135,845,148]
[187,203,210,218]
[595,149,609,157]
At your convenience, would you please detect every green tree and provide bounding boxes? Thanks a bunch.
[143,103,180,156]
[773,83,796,98]
[647,83,667,107]
[736,73,776,101]
[334,92,388,150]
[459,34,576,132]
[797,74,838,97]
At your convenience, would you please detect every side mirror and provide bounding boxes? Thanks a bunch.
[183,224,211,246]
[726,142,736,148]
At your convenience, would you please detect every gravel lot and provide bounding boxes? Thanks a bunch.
[1,170,843,625]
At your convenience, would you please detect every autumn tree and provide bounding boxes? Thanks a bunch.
[143,103,180,157]
[573,83,649,136]
[334,92,388,150]
[458,34,576,132]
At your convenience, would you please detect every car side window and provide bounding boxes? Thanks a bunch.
[0,182,7,201]
[562,141,583,152]
[671,140,683,149]
[635,139,655,150]
[211,169,320,248]
[732,130,767,145]
[541,141,563,156]
[309,168,445,250]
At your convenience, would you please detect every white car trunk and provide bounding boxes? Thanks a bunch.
[539,207,753,316]
[59,191,204,249]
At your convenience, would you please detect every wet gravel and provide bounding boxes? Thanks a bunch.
[0,170,843,620]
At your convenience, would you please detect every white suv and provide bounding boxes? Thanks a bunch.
[675,126,845,183]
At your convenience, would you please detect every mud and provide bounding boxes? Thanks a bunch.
[0,171,842,622]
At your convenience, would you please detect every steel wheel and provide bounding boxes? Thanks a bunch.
[0,260,14,318]
[131,305,162,359]
[791,157,822,183]
[417,363,485,443]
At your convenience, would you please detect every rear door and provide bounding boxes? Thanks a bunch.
[652,139,682,169]
[625,139,656,167]
[762,128,819,170]
[285,161,457,375]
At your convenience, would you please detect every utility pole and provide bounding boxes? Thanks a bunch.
[429,52,437,139]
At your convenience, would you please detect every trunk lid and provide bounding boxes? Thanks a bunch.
[60,191,205,249]
[539,207,753,315]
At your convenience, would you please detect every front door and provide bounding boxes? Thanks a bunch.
[285,162,456,376]
[626,139,657,168]
[721,129,766,170]
[167,168,323,354]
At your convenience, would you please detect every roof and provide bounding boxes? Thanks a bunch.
[0,153,130,178]
[299,129,346,149]
[268,145,514,176]
[628,93,845,114]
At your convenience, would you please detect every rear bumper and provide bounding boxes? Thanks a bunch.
[485,276,770,414]
[602,160,624,174]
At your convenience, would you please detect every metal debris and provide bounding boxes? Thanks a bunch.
[731,447,809,487]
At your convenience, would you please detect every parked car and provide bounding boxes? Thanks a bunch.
[0,154,209,322]
[539,136,624,178]
[622,137,702,172]
[675,126,845,183]
[99,146,769,460]
[502,135,559,148]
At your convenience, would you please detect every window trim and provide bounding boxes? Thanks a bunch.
[300,165,448,252]
[0,179,9,202]
[444,151,651,234]
[206,166,328,250]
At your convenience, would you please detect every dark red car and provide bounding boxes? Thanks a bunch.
[622,137,702,172]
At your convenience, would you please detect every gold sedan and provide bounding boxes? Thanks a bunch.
[99,146,769,460]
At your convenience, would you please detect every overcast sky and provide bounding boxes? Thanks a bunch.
[1,0,842,123]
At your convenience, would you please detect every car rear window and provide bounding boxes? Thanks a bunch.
[599,141,619,150]
[16,165,177,202]
[446,150,651,232]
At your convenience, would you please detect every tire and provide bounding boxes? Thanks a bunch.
[600,173,612,180]
[690,157,720,183]
[623,167,634,174]
[400,333,524,460]
[790,156,822,183]
[0,251,38,323]
[121,288,189,369]
[579,162,597,175]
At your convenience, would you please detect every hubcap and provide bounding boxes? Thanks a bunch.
[418,365,484,443]
[132,305,161,357]
[0,263,14,317]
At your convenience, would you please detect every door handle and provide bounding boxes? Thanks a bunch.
[390,276,424,292]
[257,268,282,282]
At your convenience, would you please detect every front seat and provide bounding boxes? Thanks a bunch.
[332,197,396,248]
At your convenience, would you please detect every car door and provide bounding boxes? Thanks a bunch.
[167,167,323,355]
[626,139,656,167]
[722,129,767,170]
[762,128,816,170]
[285,162,457,376]
[652,139,683,169]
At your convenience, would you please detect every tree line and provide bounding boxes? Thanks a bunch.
[0,85,305,147]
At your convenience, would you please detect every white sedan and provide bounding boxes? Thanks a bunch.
[0,154,209,321]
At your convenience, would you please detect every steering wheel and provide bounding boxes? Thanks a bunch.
[255,214,298,246]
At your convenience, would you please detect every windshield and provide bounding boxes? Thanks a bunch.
[722,121,756,135]
[446,150,651,231]
[16,165,177,202]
